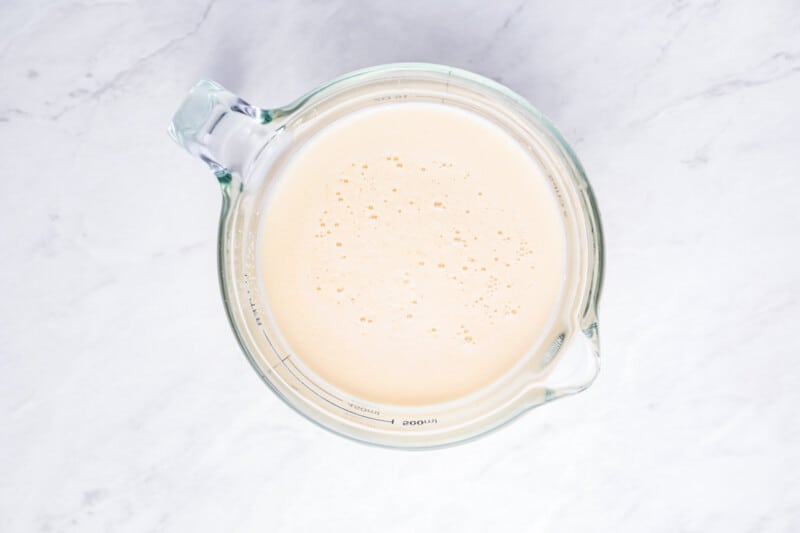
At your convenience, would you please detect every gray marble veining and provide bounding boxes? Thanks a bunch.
[1,0,798,531]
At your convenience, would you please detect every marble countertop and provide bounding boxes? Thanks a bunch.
[1,0,798,531]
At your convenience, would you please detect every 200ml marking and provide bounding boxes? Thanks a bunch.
[402,418,438,427]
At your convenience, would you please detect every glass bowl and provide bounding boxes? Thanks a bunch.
[168,63,603,448]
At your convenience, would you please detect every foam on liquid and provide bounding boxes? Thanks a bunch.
[259,103,566,405]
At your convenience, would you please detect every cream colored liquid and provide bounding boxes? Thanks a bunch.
[259,103,566,405]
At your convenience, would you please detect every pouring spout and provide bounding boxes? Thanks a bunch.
[168,80,277,184]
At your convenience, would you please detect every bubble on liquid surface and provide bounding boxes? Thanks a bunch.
[257,102,572,405]
[303,152,547,346]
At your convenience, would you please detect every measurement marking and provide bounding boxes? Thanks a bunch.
[263,330,336,397]
[261,330,288,371]
[286,358,344,403]
[262,331,392,424]
[283,362,394,424]
[270,352,292,371]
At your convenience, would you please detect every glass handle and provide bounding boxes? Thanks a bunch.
[168,80,275,183]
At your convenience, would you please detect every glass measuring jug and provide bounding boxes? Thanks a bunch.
[168,63,603,448]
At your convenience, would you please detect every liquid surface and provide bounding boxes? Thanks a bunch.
[259,103,566,405]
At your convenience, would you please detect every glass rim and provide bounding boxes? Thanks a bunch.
[207,63,604,449]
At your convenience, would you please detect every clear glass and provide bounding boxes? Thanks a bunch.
[168,63,604,448]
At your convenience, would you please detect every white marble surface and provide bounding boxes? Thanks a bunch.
[1,0,799,530]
